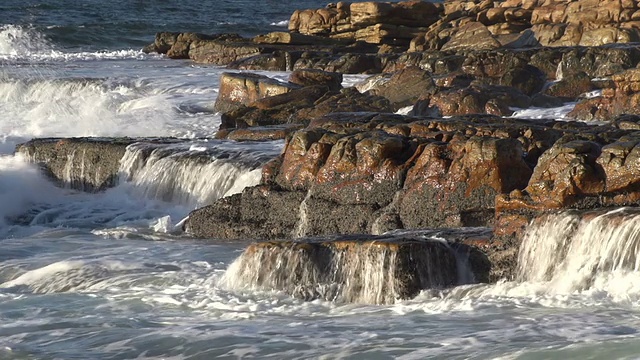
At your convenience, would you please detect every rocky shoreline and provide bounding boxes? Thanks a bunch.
[15,0,640,299]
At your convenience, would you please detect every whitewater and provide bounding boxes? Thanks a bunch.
[3,3,640,359]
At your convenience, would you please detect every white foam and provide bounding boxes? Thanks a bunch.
[0,25,57,58]
[0,154,67,230]
[270,20,289,27]
[118,142,278,208]
[395,105,414,115]
[0,25,154,62]
[511,103,576,120]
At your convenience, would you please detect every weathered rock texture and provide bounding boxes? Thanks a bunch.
[16,138,137,192]
[569,68,640,121]
[186,114,559,239]
[286,0,640,52]
[289,1,442,46]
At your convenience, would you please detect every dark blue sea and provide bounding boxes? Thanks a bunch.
[2,1,640,359]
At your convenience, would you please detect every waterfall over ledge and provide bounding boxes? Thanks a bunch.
[517,208,640,294]
[221,229,492,305]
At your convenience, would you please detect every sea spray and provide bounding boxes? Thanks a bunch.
[0,25,57,58]
[0,154,64,230]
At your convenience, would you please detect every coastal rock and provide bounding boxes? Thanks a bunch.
[16,138,137,192]
[293,87,394,121]
[185,186,305,240]
[556,47,640,79]
[568,68,640,121]
[441,22,502,52]
[188,40,264,65]
[219,85,330,129]
[526,139,604,207]
[399,136,532,229]
[166,33,220,59]
[214,72,300,114]
[368,66,437,109]
[289,1,441,46]
[147,32,179,54]
[253,31,343,45]
[215,124,304,141]
[429,83,531,116]
[544,71,595,100]
[597,134,640,193]
[289,69,343,92]
[223,233,470,304]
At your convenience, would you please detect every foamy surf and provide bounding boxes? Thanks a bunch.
[0,24,155,61]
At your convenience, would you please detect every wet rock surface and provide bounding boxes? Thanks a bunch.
[36,1,640,290]
[16,138,139,192]
[222,228,492,304]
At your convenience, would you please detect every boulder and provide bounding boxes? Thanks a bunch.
[441,22,502,52]
[293,87,394,121]
[16,138,137,192]
[214,72,300,113]
[368,66,438,109]
[429,83,531,116]
[219,85,331,129]
[289,69,343,92]
[545,71,595,100]
[526,139,605,207]
[568,68,640,121]
[188,40,264,65]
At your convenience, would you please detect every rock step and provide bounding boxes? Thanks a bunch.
[220,228,491,304]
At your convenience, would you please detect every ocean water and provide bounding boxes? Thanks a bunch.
[2,1,640,359]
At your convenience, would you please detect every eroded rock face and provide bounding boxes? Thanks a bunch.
[411,0,640,51]
[187,114,557,241]
[214,72,301,113]
[185,186,306,240]
[400,136,532,229]
[16,138,137,192]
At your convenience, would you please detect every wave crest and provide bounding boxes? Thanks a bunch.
[0,25,58,58]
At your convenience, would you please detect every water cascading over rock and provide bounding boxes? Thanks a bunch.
[517,208,640,293]
[118,141,281,207]
[16,138,282,207]
[222,229,491,304]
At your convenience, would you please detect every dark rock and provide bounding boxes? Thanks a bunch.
[545,71,595,100]
[184,186,305,240]
[15,138,137,192]
[224,234,464,304]
[289,69,343,92]
[429,83,531,116]
[498,64,546,96]
[368,66,438,109]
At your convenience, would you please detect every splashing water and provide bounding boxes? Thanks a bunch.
[517,208,640,296]
[0,25,58,58]
[221,234,464,305]
[118,141,282,208]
